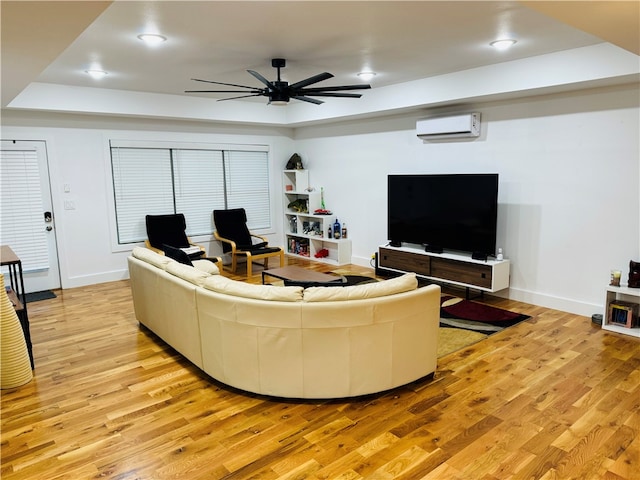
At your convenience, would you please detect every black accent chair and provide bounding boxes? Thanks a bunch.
[213,208,284,277]
[145,213,206,260]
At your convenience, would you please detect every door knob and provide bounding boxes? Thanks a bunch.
[46,226,53,231]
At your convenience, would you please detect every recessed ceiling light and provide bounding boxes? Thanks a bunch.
[357,71,377,81]
[85,69,108,79]
[137,33,167,45]
[490,39,517,51]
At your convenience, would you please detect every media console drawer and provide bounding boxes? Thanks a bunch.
[430,257,492,289]
[378,245,509,293]
[379,247,430,276]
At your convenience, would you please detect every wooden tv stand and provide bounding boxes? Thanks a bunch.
[378,244,510,294]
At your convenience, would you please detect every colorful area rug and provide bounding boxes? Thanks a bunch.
[437,328,488,358]
[437,295,530,357]
[440,295,530,335]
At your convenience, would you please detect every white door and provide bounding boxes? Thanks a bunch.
[1,140,61,292]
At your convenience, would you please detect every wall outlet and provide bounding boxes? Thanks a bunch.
[64,200,76,210]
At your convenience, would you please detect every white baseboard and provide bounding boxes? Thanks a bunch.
[350,255,375,269]
[62,269,129,289]
[498,287,601,317]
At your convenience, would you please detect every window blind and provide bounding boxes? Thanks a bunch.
[225,151,271,229]
[0,149,49,271]
[111,148,173,244]
[174,149,225,235]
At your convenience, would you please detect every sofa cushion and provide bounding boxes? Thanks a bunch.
[132,246,172,269]
[165,261,211,287]
[303,272,417,302]
[203,275,303,302]
[192,259,220,275]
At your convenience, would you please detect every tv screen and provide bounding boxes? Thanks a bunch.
[387,174,498,257]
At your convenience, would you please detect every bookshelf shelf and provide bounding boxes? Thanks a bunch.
[603,285,640,338]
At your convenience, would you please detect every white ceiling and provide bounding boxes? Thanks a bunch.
[2,1,639,127]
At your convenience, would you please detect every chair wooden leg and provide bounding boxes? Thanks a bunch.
[279,249,284,267]
[246,253,253,277]
[231,254,237,273]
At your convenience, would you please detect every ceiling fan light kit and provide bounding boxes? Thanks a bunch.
[185,58,371,105]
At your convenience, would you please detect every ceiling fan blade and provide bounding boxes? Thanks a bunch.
[217,94,266,102]
[300,84,371,94]
[190,78,258,89]
[185,89,264,93]
[291,95,324,105]
[289,72,334,90]
[247,70,275,88]
[301,92,364,98]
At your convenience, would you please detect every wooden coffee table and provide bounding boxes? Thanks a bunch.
[262,265,345,287]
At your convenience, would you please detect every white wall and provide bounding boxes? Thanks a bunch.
[2,83,638,316]
[294,84,640,316]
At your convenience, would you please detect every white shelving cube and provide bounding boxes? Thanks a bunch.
[283,170,351,266]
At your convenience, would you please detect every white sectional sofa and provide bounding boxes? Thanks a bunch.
[127,247,441,399]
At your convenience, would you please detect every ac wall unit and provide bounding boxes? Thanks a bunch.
[417,112,481,140]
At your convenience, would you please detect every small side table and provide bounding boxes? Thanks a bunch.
[262,265,345,287]
[1,245,34,368]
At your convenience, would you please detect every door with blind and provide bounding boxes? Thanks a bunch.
[1,140,61,293]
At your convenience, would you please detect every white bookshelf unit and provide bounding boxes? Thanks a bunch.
[602,285,640,338]
[378,244,510,293]
[283,170,351,266]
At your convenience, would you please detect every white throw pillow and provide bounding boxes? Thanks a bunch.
[132,246,172,269]
[203,275,303,302]
[166,261,211,287]
[192,259,220,275]
[303,272,417,302]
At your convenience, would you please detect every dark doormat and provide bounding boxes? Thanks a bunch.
[25,290,57,303]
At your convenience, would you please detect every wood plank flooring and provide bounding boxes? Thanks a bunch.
[2,258,639,479]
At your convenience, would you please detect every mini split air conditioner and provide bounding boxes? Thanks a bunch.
[417,112,481,140]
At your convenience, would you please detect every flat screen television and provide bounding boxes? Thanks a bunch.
[387,173,499,258]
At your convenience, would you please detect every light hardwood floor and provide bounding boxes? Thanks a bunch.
[2,258,639,479]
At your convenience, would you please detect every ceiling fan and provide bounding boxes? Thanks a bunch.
[185,58,371,105]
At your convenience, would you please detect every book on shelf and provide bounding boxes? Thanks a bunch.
[607,300,639,328]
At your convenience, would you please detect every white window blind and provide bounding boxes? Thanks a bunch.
[225,151,271,229]
[0,149,49,271]
[111,148,173,244]
[174,149,225,235]
[110,144,270,245]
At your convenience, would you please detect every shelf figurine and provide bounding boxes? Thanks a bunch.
[285,153,303,170]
